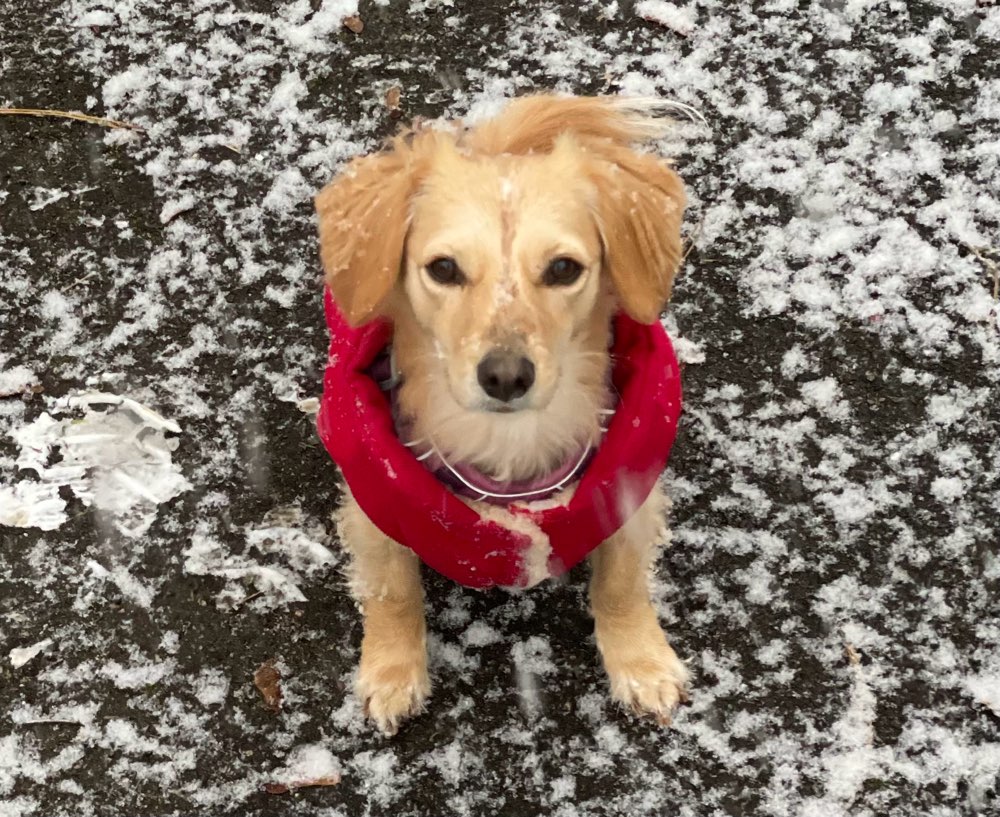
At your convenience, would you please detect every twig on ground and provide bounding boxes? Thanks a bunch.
[262,775,341,794]
[16,718,82,725]
[0,107,144,132]
[66,270,99,291]
[963,243,999,302]
[681,211,707,265]
[844,642,861,666]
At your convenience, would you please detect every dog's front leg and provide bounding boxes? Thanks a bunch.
[589,489,689,724]
[338,496,430,735]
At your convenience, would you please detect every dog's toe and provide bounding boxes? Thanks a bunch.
[604,647,690,726]
[357,662,431,736]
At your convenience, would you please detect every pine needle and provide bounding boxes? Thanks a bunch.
[0,107,144,132]
[963,243,999,302]
[681,211,707,264]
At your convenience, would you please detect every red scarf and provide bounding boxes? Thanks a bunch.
[317,289,682,589]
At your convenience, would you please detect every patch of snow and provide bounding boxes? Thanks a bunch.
[0,481,67,531]
[9,638,53,668]
[159,193,197,224]
[277,742,341,781]
[8,391,189,537]
[184,530,308,610]
[100,659,174,689]
[635,1,695,37]
[192,668,230,707]
[0,364,37,396]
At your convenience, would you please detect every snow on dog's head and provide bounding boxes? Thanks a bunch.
[315,95,686,483]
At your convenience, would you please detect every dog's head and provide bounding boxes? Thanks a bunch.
[316,96,685,426]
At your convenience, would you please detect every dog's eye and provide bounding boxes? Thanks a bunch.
[425,256,465,286]
[542,256,584,287]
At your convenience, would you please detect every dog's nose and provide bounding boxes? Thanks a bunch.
[477,350,535,402]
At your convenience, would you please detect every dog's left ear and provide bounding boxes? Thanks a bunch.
[586,144,686,324]
[315,144,419,325]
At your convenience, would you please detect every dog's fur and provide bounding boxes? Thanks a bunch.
[316,95,689,734]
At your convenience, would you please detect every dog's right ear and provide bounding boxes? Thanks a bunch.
[315,144,419,326]
[584,141,686,325]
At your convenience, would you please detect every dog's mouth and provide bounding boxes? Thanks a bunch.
[476,392,548,414]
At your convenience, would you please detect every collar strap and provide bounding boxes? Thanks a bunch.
[369,349,613,506]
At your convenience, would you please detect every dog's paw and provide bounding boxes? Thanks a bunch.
[357,659,431,736]
[602,643,690,726]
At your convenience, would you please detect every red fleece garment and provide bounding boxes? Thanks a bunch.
[317,289,683,589]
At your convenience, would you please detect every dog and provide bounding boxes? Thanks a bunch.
[315,95,689,735]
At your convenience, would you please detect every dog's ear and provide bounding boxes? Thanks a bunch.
[315,144,419,325]
[585,143,686,324]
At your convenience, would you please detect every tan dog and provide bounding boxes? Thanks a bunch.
[316,95,689,734]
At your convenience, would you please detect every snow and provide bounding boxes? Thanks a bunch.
[273,741,341,783]
[966,671,1000,717]
[7,391,190,536]
[192,669,230,707]
[635,1,695,37]
[0,364,37,396]
[9,638,54,669]
[1,0,998,814]
[476,502,554,588]
[931,476,965,503]
[71,8,114,27]
[183,530,310,609]
[0,481,67,531]
[100,658,175,690]
[158,193,197,225]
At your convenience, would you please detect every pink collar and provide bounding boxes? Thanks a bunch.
[416,442,599,505]
[317,289,683,589]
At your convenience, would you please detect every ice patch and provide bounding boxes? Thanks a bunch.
[100,659,174,689]
[7,391,189,536]
[245,505,337,574]
[0,481,67,531]
[27,186,96,211]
